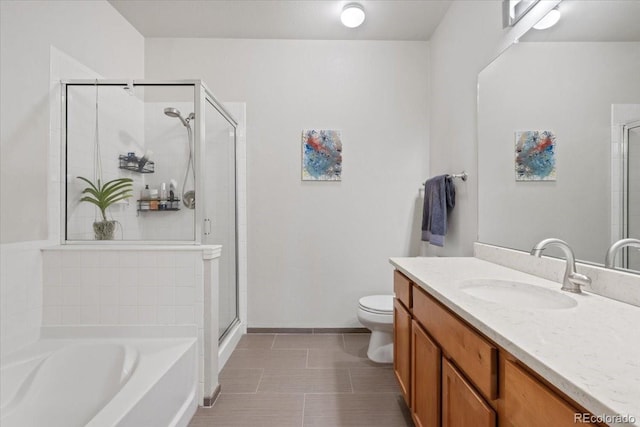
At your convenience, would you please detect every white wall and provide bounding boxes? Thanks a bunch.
[0,0,145,243]
[0,0,144,357]
[426,1,507,257]
[145,39,430,327]
[478,42,640,264]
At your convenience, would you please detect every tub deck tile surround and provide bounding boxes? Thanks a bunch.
[189,333,414,427]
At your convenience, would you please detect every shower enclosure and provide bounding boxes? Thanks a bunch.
[61,80,239,340]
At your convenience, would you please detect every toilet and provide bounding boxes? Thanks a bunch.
[357,295,394,364]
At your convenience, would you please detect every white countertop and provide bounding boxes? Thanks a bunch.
[390,257,640,427]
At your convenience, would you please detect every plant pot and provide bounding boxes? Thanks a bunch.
[93,220,116,240]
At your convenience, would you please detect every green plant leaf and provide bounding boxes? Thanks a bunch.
[77,175,134,222]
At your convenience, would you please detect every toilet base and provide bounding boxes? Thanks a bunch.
[367,329,393,364]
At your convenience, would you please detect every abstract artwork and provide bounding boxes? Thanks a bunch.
[302,129,342,181]
[515,130,557,181]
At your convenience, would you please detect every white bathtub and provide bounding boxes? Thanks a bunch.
[1,335,197,427]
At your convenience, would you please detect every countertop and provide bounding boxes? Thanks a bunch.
[390,257,640,427]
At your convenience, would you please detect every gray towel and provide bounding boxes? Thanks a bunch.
[421,175,455,247]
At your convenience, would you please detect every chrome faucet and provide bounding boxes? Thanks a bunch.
[604,238,640,268]
[530,238,591,293]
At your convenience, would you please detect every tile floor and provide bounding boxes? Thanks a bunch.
[188,333,414,427]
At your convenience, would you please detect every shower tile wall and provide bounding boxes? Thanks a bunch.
[141,101,195,241]
[41,247,218,403]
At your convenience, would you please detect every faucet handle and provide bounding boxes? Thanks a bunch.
[568,272,591,289]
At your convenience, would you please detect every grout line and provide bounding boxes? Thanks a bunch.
[254,368,265,393]
[305,349,309,369]
[301,393,307,427]
[341,333,346,350]
[347,368,354,393]
[270,334,276,349]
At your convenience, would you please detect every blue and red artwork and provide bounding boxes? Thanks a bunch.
[302,129,342,181]
[515,130,557,181]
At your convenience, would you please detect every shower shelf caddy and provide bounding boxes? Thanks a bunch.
[136,199,181,214]
[118,154,155,174]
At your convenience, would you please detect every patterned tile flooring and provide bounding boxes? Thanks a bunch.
[188,333,414,427]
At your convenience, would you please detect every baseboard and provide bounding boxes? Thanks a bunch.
[246,327,369,334]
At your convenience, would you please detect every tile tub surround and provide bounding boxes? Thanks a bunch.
[40,244,222,405]
[390,257,640,427]
[188,333,414,427]
[474,242,640,307]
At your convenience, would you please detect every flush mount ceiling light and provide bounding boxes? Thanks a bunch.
[341,3,365,28]
[533,8,561,30]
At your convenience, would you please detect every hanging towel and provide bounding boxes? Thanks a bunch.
[421,175,456,247]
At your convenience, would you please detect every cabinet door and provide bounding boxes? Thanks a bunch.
[394,298,411,406]
[411,320,441,427]
[442,358,496,427]
[502,360,598,427]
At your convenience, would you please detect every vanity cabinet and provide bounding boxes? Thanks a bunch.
[501,359,598,427]
[393,271,412,405]
[411,320,440,427]
[392,269,603,427]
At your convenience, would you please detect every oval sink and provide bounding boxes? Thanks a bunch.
[458,279,577,310]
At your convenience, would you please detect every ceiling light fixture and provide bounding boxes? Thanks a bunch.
[533,8,561,30]
[341,3,365,28]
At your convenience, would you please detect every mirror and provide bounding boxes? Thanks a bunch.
[477,0,640,272]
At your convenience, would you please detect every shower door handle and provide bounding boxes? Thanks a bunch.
[204,218,212,236]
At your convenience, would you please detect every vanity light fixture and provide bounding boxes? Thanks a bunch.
[533,8,561,30]
[341,3,365,28]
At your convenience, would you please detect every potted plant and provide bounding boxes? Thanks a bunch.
[77,176,133,240]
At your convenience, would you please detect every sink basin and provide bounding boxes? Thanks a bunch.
[459,279,578,310]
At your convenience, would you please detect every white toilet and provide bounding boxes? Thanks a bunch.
[357,295,394,364]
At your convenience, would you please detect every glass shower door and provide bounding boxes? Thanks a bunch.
[203,97,238,340]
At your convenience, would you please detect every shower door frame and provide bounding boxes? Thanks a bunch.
[622,119,640,270]
[60,79,241,336]
[197,85,241,342]
[60,79,238,246]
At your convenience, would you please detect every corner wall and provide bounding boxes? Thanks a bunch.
[426,1,506,256]
[145,38,430,327]
[0,0,144,357]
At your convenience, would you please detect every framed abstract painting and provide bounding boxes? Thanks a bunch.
[302,129,342,181]
[515,130,557,181]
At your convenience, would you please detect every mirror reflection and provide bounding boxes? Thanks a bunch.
[477,0,640,272]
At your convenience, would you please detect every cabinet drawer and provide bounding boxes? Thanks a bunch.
[502,360,598,427]
[394,270,412,309]
[413,285,497,401]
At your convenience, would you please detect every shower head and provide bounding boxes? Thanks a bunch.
[164,107,189,127]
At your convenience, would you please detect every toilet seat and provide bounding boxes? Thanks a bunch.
[358,295,393,315]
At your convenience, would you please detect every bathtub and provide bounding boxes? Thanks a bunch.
[1,334,197,427]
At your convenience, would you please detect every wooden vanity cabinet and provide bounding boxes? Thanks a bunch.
[392,269,602,427]
[501,359,598,427]
[393,270,413,405]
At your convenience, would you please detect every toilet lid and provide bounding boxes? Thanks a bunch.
[359,295,394,314]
